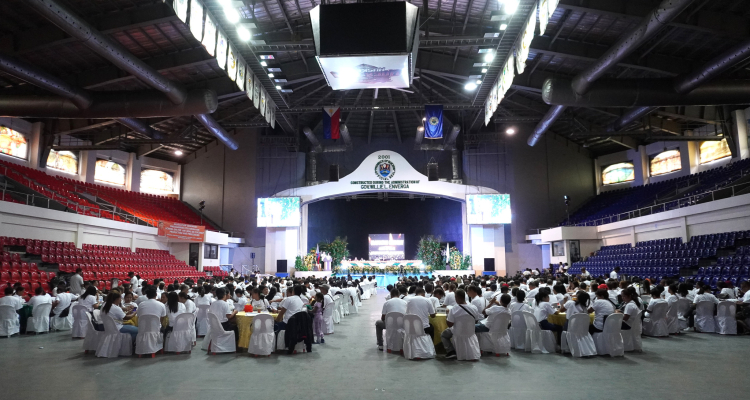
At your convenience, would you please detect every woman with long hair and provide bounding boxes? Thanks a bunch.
[101,292,137,341]
[77,286,99,311]
[166,292,186,327]
[620,287,643,330]
[560,291,590,331]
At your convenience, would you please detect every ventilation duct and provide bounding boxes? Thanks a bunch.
[418,126,461,151]
[451,149,461,182]
[116,118,166,140]
[302,125,353,153]
[195,114,239,151]
[0,90,218,118]
[527,0,695,146]
[307,151,318,184]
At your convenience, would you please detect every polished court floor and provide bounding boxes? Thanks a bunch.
[1,292,748,400]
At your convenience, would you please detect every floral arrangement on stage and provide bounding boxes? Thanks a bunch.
[302,249,316,271]
[317,237,350,274]
[349,265,362,274]
[461,254,472,270]
[295,255,308,272]
[416,235,443,271]
[425,265,433,273]
[361,265,373,274]
[449,247,462,270]
[385,265,399,275]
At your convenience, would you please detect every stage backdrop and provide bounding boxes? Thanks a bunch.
[308,197,462,260]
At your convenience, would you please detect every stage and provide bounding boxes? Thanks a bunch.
[292,268,475,286]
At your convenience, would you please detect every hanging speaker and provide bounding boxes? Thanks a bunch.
[427,163,438,181]
[329,164,339,182]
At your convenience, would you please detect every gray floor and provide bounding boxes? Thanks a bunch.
[1,292,747,400]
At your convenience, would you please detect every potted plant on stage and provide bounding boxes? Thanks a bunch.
[461,254,473,271]
[294,255,308,273]
[319,237,349,276]
[417,235,443,272]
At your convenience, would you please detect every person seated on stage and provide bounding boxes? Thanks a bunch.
[468,285,488,313]
[534,291,563,343]
[441,289,481,359]
[274,285,306,332]
[559,291,590,331]
[250,288,270,312]
[443,284,458,307]
[375,288,408,351]
[405,287,436,338]
[233,288,248,312]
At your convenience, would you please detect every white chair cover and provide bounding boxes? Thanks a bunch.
[51,314,73,331]
[478,312,511,356]
[26,303,51,334]
[332,296,341,324]
[206,313,236,354]
[82,312,101,353]
[248,313,275,356]
[593,313,624,357]
[0,304,20,337]
[341,291,351,316]
[666,300,680,334]
[275,329,307,353]
[676,298,692,331]
[384,311,405,353]
[196,304,210,336]
[452,315,481,361]
[323,298,335,334]
[561,313,597,357]
[694,301,716,333]
[622,311,643,352]
[361,283,371,300]
[522,311,556,354]
[95,313,132,358]
[643,302,670,337]
[509,311,526,350]
[715,301,737,335]
[164,313,194,353]
[402,314,435,360]
[135,314,164,355]
[351,290,360,313]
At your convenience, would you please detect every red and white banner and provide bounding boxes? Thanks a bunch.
[157,221,206,242]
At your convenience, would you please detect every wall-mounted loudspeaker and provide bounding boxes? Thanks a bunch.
[427,163,438,181]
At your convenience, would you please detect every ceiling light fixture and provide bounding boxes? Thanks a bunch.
[417,126,424,132]
[174,150,183,156]
[275,85,281,90]
[464,82,478,91]
[500,23,508,30]
[237,27,251,41]
[484,52,495,63]
[268,73,275,78]
[476,79,482,85]
[260,61,267,66]
[506,128,515,135]
[223,6,241,24]
[481,68,488,73]
[502,0,519,15]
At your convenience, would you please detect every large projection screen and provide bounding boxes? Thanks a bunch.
[368,233,405,261]
[466,194,511,224]
[257,197,301,227]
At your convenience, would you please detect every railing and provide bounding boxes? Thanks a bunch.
[220,231,245,238]
[566,179,750,227]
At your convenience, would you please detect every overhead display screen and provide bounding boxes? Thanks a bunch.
[257,197,301,227]
[466,194,511,224]
[368,233,405,261]
[318,55,410,90]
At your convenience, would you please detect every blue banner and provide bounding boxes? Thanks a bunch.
[424,105,443,139]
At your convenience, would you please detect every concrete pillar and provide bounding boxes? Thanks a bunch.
[28,122,42,169]
[197,241,205,272]
[75,224,84,248]
[80,151,96,183]
[593,157,602,195]
[126,152,142,192]
[638,145,650,185]
[735,109,749,160]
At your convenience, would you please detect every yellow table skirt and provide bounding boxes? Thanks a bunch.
[236,312,278,349]
[547,313,595,327]
[429,313,448,345]
[128,315,169,328]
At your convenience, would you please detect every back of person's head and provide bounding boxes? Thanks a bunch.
[449,283,457,291]
[76,268,82,274]
[650,287,661,297]
[390,288,400,299]
[215,288,226,300]
[35,287,43,296]
[145,287,157,299]
[515,289,526,303]
[408,286,416,294]
[575,291,590,308]
[455,289,466,303]
[416,288,425,296]
[425,283,433,293]
[490,283,498,292]
[529,281,538,288]
[607,281,617,290]
[499,294,511,307]
[293,285,305,296]
[467,285,480,297]
[397,286,407,296]
[82,286,97,299]
[4,286,13,296]
[595,288,609,299]
[102,292,121,314]
[167,292,179,313]
[535,291,548,304]
[433,288,445,298]
[553,284,565,294]
[178,292,189,301]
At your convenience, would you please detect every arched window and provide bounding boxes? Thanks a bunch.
[0,126,28,160]
[140,169,174,193]
[95,159,126,186]
[650,149,681,176]
[699,139,731,164]
[602,162,635,185]
[47,150,78,174]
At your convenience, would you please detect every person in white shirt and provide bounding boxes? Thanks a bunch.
[208,288,238,342]
[249,288,270,312]
[468,286,488,315]
[137,287,167,321]
[534,292,562,342]
[644,288,668,319]
[128,272,139,292]
[76,286,99,311]
[375,288,408,351]
[717,281,736,299]
[193,287,212,307]
[165,292,186,328]
[525,281,540,306]
[70,268,84,295]
[0,286,23,311]
[483,284,497,301]
[620,288,643,330]
[509,290,532,314]
[552,284,569,305]
[101,291,138,341]
[233,288,248,312]
[479,293,512,330]
[274,286,305,332]
[610,267,621,280]
[178,292,196,314]
[405,288,436,337]
[441,289,480,359]
[559,291,590,331]
[588,288,617,334]
[51,284,78,317]
[442,284,457,307]
[428,287,444,310]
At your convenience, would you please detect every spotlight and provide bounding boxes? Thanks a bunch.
[506,128,515,135]
[563,195,570,206]
[417,126,424,132]
[500,23,508,30]
[476,79,482,85]
[260,61,267,66]
[422,117,426,121]
[275,85,281,90]
[464,82,478,91]
[223,6,240,24]
[237,26,251,41]
[484,52,495,63]
[268,73,275,78]
[174,150,183,156]
[481,68,488,73]
[502,0,519,15]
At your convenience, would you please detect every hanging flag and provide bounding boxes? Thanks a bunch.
[424,105,443,139]
[316,243,320,264]
[515,8,536,74]
[445,243,450,264]
[323,106,341,140]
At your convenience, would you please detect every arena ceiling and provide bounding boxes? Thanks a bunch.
[1,0,749,162]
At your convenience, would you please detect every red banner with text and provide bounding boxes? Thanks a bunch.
[157,221,205,242]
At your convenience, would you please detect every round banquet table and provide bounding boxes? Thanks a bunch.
[547,312,595,327]
[129,315,169,328]
[236,312,278,349]
[429,313,448,346]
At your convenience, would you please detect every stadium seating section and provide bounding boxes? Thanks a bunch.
[0,236,228,298]
[0,160,218,230]
[565,158,750,226]
[568,230,750,287]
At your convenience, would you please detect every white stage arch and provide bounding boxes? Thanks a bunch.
[265,150,509,276]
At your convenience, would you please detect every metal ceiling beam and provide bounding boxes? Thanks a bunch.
[386,89,402,143]
[277,103,483,113]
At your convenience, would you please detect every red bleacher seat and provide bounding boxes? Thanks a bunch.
[19,271,29,283]
[0,272,9,283]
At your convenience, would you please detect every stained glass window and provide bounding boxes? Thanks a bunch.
[47,149,78,174]
[140,169,174,193]
[602,162,635,185]
[699,139,731,164]
[650,150,681,176]
[0,126,28,159]
[95,159,126,186]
